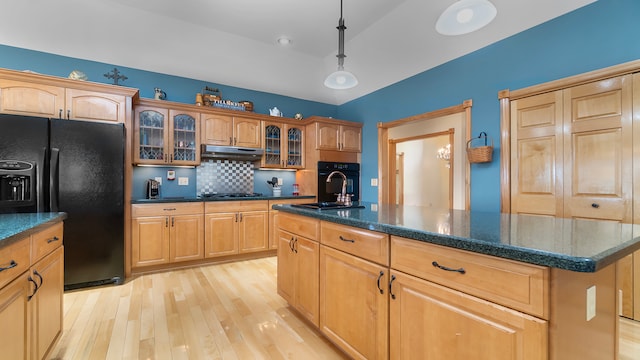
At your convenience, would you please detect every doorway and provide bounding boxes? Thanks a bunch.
[393,131,453,208]
[378,100,471,210]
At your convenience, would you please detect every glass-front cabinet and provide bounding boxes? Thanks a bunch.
[262,121,304,169]
[134,104,200,165]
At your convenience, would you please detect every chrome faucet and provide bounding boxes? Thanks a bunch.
[326,170,351,205]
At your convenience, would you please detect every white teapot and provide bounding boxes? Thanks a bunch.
[269,107,282,117]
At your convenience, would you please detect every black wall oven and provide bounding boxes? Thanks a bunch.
[317,161,360,203]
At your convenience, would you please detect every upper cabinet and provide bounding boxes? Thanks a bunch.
[134,100,200,166]
[201,114,261,148]
[0,69,137,123]
[262,120,304,169]
[315,121,362,153]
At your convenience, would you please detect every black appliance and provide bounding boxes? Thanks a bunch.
[146,178,160,199]
[317,161,360,203]
[0,114,125,290]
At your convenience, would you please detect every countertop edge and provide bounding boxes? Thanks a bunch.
[0,212,67,248]
[131,195,315,204]
[274,205,640,273]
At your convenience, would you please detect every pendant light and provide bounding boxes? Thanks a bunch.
[324,0,358,90]
[436,0,497,36]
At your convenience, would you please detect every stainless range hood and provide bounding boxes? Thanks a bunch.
[201,144,264,161]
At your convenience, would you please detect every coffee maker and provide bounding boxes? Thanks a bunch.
[146,179,160,199]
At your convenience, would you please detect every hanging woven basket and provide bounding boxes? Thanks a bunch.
[466,132,493,163]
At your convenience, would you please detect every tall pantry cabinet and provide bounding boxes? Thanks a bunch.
[500,63,640,321]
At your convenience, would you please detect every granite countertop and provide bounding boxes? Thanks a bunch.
[274,202,640,273]
[131,195,315,204]
[0,212,67,248]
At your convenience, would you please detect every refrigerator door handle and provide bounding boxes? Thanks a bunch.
[50,148,60,212]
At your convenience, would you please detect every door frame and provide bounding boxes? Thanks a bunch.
[377,100,471,209]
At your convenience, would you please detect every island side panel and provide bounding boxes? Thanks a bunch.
[549,263,617,360]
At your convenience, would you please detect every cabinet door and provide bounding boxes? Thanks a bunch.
[170,214,204,263]
[285,125,305,168]
[134,107,169,165]
[0,273,29,360]
[238,211,268,253]
[277,229,296,305]
[65,88,125,123]
[132,216,170,267]
[320,245,388,360]
[389,270,547,360]
[295,237,319,326]
[204,212,238,257]
[234,117,262,148]
[30,246,64,360]
[169,110,200,165]
[563,75,633,222]
[201,114,233,146]
[0,79,64,118]
[263,122,284,168]
[316,122,340,151]
[340,125,362,152]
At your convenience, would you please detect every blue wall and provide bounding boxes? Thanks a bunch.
[1,0,638,208]
[338,0,640,211]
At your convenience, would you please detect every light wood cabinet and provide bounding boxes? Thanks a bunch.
[204,201,268,258]
[277,212,320,326]
[133,102,200,166]
[131,203,204,268]
[0,221,64,360]
[268,198,315,249]
[201,113,261,148]
[320,245,388,360]
[315,121,361,152]
[262,121,304,169]
[389,270,547,360]
[0,78,128,123]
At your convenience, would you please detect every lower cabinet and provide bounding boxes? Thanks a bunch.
[204,201,268,258]
[0,221,64,360]
[320,245,389,360]
[268,198,315,249]
[389,270,547,360]
[131,202,204,268]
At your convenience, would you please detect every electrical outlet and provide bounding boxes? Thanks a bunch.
[178,177,189,186]
[277,178,283,185]
[371,204,378,211]
[371,178,378,186]
[154,177,162,185]
[586,285,596,321]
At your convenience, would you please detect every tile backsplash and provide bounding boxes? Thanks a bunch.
[196,160,255,195]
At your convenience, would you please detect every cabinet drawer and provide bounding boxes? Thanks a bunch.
[205,200,268,213]
[31,222,64,263]
[132,202,204,217]
[0,237,30,289]
[391,236,549,319]
[321,221,389,266]
[279,213,319,240]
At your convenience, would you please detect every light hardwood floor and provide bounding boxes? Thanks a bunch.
[50,257,346,360]
[51,257,640,359]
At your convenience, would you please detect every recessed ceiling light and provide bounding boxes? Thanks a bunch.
[276,37,292,46]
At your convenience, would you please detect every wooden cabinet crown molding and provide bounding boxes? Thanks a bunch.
[0,67,139,99]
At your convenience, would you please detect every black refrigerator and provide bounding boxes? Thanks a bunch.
[0,114,125,290]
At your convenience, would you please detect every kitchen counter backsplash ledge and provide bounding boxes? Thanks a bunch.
[131,194,314,204]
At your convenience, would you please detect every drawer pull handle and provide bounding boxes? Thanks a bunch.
[432,261,466,274]
[0,260,17,272]
[34,270,43,288]
[47,236,60,244]
[339,235,355,243]
[163,208,177,211]
[293,238,298,253]
[28,275,39,301]
[289,237,295,252]
[389,275,397,300]
[591,203,600,208]
[376,271,384,294]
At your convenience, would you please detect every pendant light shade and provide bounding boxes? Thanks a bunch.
[325,0,358,90]
[436,0,497,36]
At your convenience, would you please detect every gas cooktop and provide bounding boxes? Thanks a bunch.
[200,192,263,199]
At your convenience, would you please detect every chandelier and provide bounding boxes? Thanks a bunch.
[436,144,451,168]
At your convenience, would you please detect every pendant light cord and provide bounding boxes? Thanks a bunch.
[336,0,346,69]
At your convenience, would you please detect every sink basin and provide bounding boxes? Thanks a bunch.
[291,202,365,210]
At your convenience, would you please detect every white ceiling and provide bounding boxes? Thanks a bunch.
[0,0,595,105]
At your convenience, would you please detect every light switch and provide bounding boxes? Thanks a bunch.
[586,285,596,321]
[371,178,378,186]
[178,177,189,186]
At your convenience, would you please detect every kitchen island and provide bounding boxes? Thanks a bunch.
[274,202,640,360]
